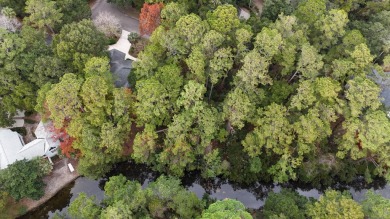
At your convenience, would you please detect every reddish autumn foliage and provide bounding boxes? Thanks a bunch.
[139,2,164,36]
[59,136,78,158]
[47,124,80,158]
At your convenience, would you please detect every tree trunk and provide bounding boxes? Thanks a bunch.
[208,84,214,102]
[46,24,55,35]
[288,70,299,83]
[156,128,168,133]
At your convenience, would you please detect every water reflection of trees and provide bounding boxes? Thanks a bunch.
[99,161,161,190]
[100,162,388,204]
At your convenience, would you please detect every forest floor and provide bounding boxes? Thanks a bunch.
[252,0,264,14]
[22,113,41,144]
[18,158,79,216]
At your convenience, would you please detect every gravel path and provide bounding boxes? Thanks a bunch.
[91,0,140,33]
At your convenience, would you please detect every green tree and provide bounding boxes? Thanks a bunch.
[73,86,134,178]
[46,73,83,128]
[349,43,374,73]
[254,27,283,60]
[362,190,390,219]
[206,4,240,35]
[132,124,158,165]
[306,190,364,219]
[175,13,208,49]
[25,0,63,33]
[345,76,381,117]
[201,199,252,219]
[1,6,16,18]
[201,30,225,58]
[263,189,309,219]
[32,56,67,87]
[85,175,205,218]
[135,64,183,126]
[235,27,253,59]
[262,0,295,21]
[146,175,203,218]
[53,19,107,71]
[289,43,323,81]
[313,9,348,49]
[68,193,101,219]
[337,110,390,179]
[0,26,50,125]
[160,99,222,176]
[0,0,26,16]
[222,87,253,131]
[55,0,91,30]
[176,80,206,110]
[242,103,294,181]
[236,51,272,90]
[185,46,207,83]
[80,75,111,126]
[103,175,147,216]
[0,159,45,201]
[160,2,188,28]
[202,149,225,178]
[209,47,233,98]
[132,42,166,80]
[294,0,326,27]
[352,10,390,58]
[273,15,305,76]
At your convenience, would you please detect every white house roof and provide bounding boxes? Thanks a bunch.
[35,121,47,139]
[0,129,49,169]
[17,139,48,158]
[239,8,250,20]
[34,121,60,150]
[0,129,24,169]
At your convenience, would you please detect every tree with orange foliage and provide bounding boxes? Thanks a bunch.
[47,123,79,158]
[139,2,164,36]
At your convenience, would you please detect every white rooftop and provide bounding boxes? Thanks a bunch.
[0,129,49,169]
[34,121,60,150]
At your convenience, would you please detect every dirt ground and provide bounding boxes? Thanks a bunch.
[252,0,264,14]
[22,113,41,143]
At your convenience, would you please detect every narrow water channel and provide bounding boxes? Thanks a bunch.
[20,161,390,219]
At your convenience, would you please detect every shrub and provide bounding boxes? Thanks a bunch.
[128,32,140,43]
[36,158,53,175]
[0,159,45,201]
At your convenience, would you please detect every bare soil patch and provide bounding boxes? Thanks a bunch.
[22,113,41,143]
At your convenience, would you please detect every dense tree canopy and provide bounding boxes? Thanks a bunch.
[1,0,390,211]
[0,25,51,126]
[41,56,134,178]
[125,1,390,184]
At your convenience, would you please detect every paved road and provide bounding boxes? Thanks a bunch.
[91,0,140,33]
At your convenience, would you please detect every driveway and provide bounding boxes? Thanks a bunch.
[91,0,140,33]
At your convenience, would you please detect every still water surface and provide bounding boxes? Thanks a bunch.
[20,161,390,218]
